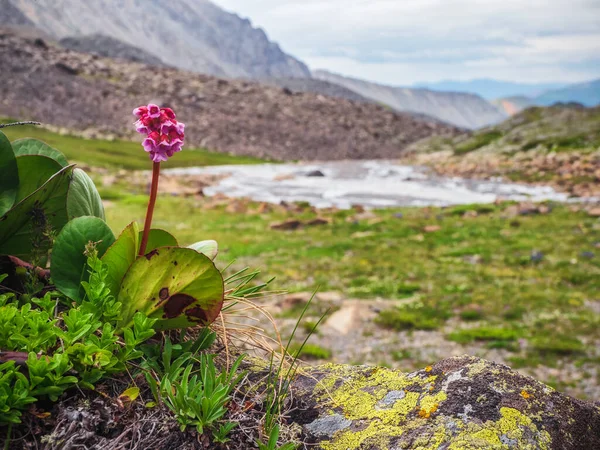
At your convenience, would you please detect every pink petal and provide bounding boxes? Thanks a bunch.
[147,104,161,119]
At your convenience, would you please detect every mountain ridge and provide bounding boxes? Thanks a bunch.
[415,79,566,100]
[314,70,507,129]
[7,0,311,79]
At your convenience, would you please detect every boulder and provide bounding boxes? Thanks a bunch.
[288,356,600,449]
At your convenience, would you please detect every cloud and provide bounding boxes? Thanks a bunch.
[213,0,600,84]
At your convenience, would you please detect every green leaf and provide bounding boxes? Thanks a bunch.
[0,131,19,217]
[15,155,63,202]
[67,168,105,220]
[51,216,115,301]
[101,222,140,296]
[139,229,178,253]
[119,386,140,404]
[11,138,69,167]
[0,165,74,260]
[117,247,224,331]
[188,240,218,260]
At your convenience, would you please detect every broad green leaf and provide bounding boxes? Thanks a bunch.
[15,155,62,202]
[51,216,116,301]
[117,247,224,331]
[188,240,218,261]
[139,229,178,253]
[0,165,74,261]
[101,222,140,296]
[0,131,18,217]
[67,168,105,220]
[11,138,69,167]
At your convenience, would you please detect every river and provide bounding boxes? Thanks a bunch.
[165,160,568,209]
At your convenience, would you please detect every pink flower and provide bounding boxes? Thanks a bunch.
[147,104,161,118]
[133,103,185,162]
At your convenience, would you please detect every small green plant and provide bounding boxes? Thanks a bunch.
[289,342,331,360]
[0,250,157,425]
[376,303,450,331]
[447,327,522,344]
[143,334,243,439]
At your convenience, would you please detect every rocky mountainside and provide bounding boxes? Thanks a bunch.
[59,34,167,67]
[6,0,310,79]
[0,30,459,161]
[0,0,33,26]
[260,77,372,104]
[314,70,507,129]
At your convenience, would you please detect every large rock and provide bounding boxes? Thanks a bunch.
[289,356,600,449]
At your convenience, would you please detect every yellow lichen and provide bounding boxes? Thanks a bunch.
[521,390,531,399]
[311,365,553,450]
[321,421,404,450]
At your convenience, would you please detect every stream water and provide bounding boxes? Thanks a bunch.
[166,160,569,209]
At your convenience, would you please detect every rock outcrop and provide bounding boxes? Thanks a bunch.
[7,0,311,79]
[0,30,460,161]
[289,356,600,449]
[314,70,507,130]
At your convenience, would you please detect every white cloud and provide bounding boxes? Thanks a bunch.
[213,0,600,84]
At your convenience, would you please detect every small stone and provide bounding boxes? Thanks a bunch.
[588,208,600,217]
[305,170,325,177]
[580,251,595,259]
[423,225,441,233]
[270,219,302,230]
[530,251,544,262]
[306,217,331,226]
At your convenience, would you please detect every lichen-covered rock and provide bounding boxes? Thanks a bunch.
[289,356,600,449]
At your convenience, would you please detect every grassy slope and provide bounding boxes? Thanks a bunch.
[105,195,600,378]
[0,120,264,169]
[413,105,600,156]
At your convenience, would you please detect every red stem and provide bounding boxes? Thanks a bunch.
[139,162,161,256]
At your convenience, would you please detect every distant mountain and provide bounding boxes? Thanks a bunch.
[6,0,311,79]
[491,96,534,116]
[415,79,566,100]
[314,70,507,129]
[60,34,167,67]
[535,79,600,107]
[492,79,600,116]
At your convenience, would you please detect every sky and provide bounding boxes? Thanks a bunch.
[213,0,600,86]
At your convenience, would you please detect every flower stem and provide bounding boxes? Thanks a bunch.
[139,162,161,256]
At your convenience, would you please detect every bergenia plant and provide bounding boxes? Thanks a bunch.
[133,104,185,255]
[48,105,223,331]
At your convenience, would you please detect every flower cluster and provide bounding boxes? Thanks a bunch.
[133,104,185,162]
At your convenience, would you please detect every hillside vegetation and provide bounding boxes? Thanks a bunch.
[0,120,263,169]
